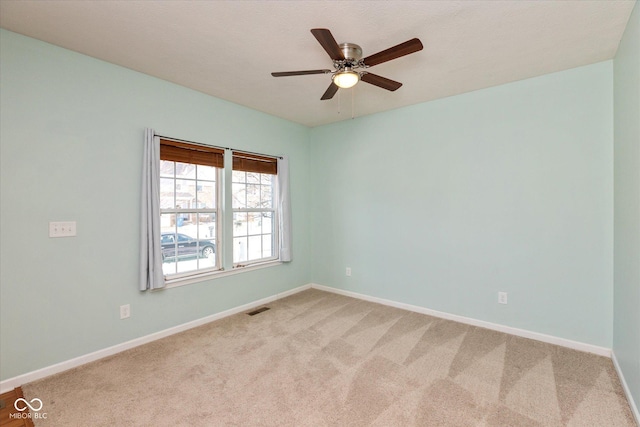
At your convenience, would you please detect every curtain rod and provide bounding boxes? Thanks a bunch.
[156,134,283,160]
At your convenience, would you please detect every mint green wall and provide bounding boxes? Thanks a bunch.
[310,61,614,347]
[0,30,311,380]
[613,2,640,410]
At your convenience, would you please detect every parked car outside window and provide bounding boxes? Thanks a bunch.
[161,232,215,261]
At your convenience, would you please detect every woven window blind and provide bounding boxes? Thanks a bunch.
[160,139,224,168]
[232,151,278,175]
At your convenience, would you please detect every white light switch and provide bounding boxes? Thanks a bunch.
[49,221,77,238]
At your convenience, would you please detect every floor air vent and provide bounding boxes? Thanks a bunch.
[247,307,270,316]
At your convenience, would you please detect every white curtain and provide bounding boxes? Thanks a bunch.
[140,128,165,290]
[278,156,293,262]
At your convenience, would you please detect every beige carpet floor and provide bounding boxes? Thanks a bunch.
[23,289,636,426]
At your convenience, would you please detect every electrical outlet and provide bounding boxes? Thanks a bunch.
[120,304,130,319]
[49,221,77,237]
[498,292,508,304]
[346,267,352,277]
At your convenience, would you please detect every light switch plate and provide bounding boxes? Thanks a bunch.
[49,221,76,237]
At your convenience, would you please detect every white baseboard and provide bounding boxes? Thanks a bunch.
[310,283,612,357]
[0,283,312,394]
[612,351,640,425]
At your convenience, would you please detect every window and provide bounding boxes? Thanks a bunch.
[155,138,282,284]
[232,152,279,266]
[159,139,223,279]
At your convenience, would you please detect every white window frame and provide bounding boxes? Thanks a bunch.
[159,161,222,281]
[231,170,280,268]
[157,139,283,288]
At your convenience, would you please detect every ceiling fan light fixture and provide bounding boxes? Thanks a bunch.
[333,70,359,89]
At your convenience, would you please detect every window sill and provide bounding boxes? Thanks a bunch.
[161,260,283,290]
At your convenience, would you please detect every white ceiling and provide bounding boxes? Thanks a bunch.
[0,1,635,127]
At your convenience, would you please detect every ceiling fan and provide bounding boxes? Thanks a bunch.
[271,28,424,100]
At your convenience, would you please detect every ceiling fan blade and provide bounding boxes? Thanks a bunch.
[362,38,423,67]
[311,28,345,60]
[361,73,403,91]
[321,82,339,100]
[271,69,331,77]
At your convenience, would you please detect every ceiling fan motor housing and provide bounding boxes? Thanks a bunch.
[336,43,364,72]
[340,43,363,61]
